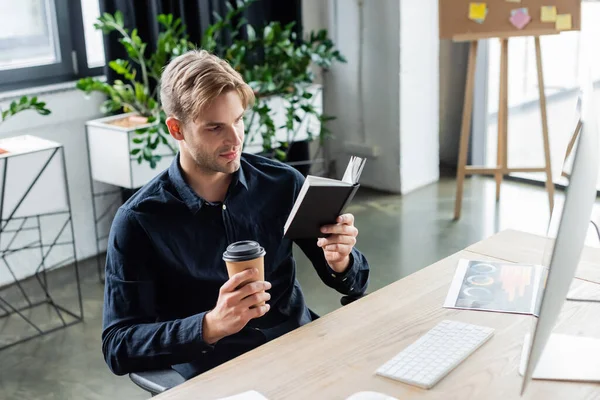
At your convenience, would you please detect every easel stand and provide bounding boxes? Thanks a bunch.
[454,36,555,220]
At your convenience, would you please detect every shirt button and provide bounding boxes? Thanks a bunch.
[201,350,208,354]
[222,204,227,210]
[331,273,336,278]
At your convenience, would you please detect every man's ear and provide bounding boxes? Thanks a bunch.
[166,117,184,141]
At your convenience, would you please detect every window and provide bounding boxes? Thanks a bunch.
[474,1,600,191]
[0,0,104,92]
[0,1,60,71]
[80,0,104,68]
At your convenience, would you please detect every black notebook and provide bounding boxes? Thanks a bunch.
[283,156,366,239]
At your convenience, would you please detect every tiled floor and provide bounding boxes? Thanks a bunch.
[1,175,598,399]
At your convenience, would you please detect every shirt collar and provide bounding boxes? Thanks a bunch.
[168,153,249,213]
[235,157,249,190]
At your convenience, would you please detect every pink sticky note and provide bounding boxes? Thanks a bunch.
[510,10,531,29]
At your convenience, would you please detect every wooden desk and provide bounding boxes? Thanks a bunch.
[466,229,600,284]
[156,230,600,400]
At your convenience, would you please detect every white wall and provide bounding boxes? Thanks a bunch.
[399,0,440,193]
[321,0,402,192]
[0,85,117,286]
[303,0,439,194]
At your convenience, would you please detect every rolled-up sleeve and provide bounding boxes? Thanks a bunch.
[101,207,213,375]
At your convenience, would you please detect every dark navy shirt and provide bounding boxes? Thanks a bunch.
[101,152,370,379]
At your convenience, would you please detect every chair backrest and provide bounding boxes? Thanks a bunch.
[129,370,186,396]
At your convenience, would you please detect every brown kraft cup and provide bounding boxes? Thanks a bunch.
[222,241,267,306]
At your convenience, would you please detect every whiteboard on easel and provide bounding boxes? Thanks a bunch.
[0,135,68,220]
[439,0,581,41]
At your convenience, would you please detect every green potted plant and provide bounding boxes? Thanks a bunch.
[77,13,190,188]
[78,0,344,184]
[203,0,346,173]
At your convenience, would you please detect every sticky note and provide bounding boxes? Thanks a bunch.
[469,3,487,21]
[510,9,531,29]
[473,9,489,24]
[556,14,572,30]
[541,6,557,22]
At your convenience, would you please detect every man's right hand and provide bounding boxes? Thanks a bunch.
[202,268,271,344]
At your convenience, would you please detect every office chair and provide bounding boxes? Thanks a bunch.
[129,293,366,396]
[129,369,186,397]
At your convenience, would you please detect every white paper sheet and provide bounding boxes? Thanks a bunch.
[217,390,269,400]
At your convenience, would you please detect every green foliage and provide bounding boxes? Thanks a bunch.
[76,9,191,166]
[0,96,51,127]
[78,0,345,166]
[203,0,346,159]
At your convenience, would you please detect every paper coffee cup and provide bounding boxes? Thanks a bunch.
[223,241,267,305]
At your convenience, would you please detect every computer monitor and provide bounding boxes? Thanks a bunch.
[519,79,599,395]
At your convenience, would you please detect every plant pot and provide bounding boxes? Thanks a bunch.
[284,140,312,177]
[85,113,177,189]
[256,140,315,177]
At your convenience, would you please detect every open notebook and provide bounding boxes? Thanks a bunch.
[283,156,366,239]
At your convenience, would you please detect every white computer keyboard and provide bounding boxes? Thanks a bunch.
[375,320,494,389]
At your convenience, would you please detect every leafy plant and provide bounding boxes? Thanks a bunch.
[203,0,346,160]
[77,12,192,168]
[0,96,51,127]
[78,0,345,166]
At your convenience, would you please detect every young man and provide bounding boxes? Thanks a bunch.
[101,50,370,380]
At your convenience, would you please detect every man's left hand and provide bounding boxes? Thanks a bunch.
[317,213,358,273]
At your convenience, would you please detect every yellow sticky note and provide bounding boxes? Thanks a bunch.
[469,3,487,20]
[556,14,572,30]
[541,6,557,22]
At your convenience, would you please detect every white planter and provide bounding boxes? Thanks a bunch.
[0,135,68,219]
[85,113,177,189]
[243,83,323,154]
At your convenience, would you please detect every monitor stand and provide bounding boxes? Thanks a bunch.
[566,295,600,304]
[567,278,600,303]
[519,333,600,382]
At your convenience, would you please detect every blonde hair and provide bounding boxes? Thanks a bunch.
[160,49,255,124]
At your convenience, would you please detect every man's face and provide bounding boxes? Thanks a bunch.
[174,90,245,175]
